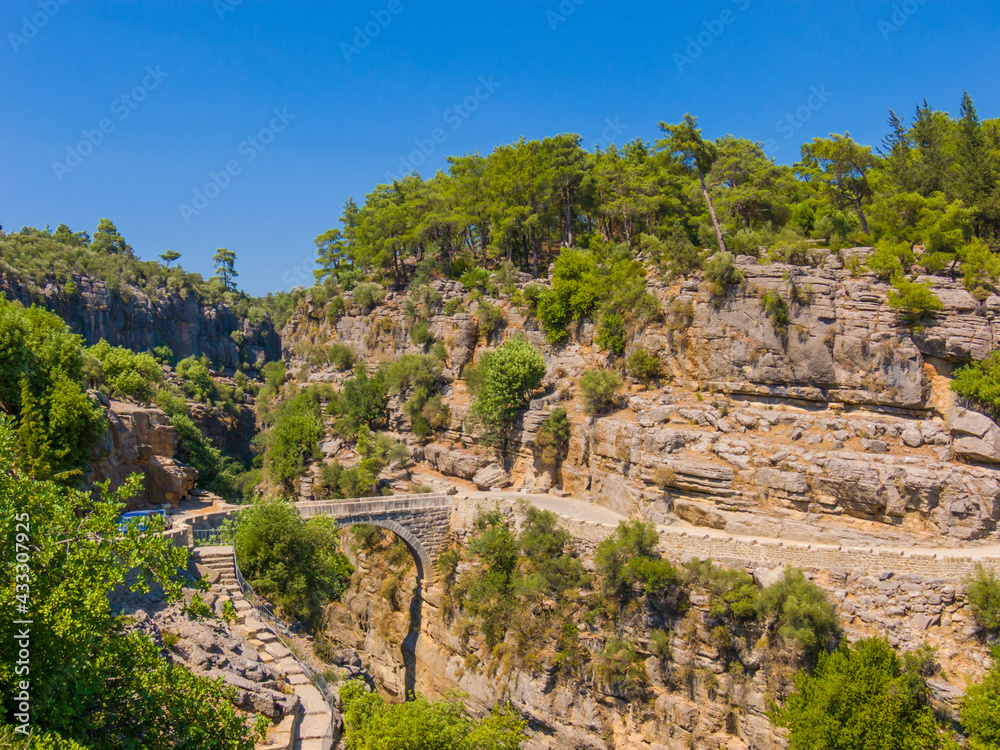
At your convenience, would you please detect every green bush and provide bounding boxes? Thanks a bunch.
[963,563,1000,633]
[595,520,659,602]
[951,355,1000,418]
[757,567,838,655]
[0,297,106,481]
[579,369,621,415]
[339,679,526,749]
[535,407,570,465]
[703,251,743,296]
[235,496,354,626]
[685,558,759,621]
[328,342,356,371]
[331,366,388,437]
[172,413,245,498]
[258,388,324,487]
[476,301,506,338]
[88,339,163,403]
[596,311,627,356]
[771,638,943,750]
[867,239,915,280]
[761,289,790,331]
[626,349,661,385]
[352,282,386,310]
[887,275,942,323]
[410,320,433,347]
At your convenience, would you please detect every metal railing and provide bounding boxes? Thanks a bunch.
[192,527,236,546]
[232,546,337,708]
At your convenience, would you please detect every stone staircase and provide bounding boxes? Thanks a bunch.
[193,546,335,750]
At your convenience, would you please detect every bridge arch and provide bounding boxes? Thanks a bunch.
[335,515,432,580]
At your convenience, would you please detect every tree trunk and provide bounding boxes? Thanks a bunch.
[854,199,871,235]
[699,166,727,254]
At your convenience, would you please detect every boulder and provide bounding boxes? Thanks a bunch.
[673,501,727,530]
[473,464,510,490]
[951,408,1000,463]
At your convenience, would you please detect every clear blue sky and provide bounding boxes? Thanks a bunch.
[2,0,997,295]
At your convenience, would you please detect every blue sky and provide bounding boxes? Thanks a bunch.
[2,0,998,295]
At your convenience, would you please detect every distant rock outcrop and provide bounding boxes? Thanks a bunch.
[0,271,280,368]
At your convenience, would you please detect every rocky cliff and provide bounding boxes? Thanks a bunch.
[282,253,1000,546]
[0,271,280,368]
[322,497,991,750]
[89,398,196,509]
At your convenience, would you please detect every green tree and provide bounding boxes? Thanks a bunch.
[798,133,876,235]
[579,369,621,415]
[212,247,238,291]
[471,336,546,450]
[962,563,1000,633]
[771,638,943,750]
[961,645,1000,750]
[757,567,839,657]
[315,228,350,283]
[159,249,181,267]
[659,114,727,254]
[235,496,354,626]
[90,218,131,255]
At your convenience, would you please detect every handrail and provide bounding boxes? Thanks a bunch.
[231,545,337,708]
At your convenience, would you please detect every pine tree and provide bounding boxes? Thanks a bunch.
[212,248,238,291]
[16,380,52,479]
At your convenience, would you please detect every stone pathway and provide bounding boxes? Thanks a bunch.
[191,546,335,750]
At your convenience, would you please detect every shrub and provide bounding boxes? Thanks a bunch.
[152,345,174,365]
[887,275,942,323]
[221,599,238,624]
[703,251,743,296]
[161,630,180,650]
[649,629,671,661]
[626,349,661,384]
[771,638,942,750]
[652,465,677,490]
[579,369,621,415]
[685,559,759,621]
[596,311,627,356]
[761,289,790,331]
[332,366,388,437]
[259,390,324,486]
[410,320,433,347]
[590,638,649,693]
[960,239,1000,299]
[757,567,839,656]
[184,594,214,620]
[172,413,245,498]
[443,298,464,315]
[176,356,223,405]
[867,239,915,280]
[353,282,386,311]
[535,407,570,465]
[328,342,355,371]
[595,520,659,601]
[459,267,491,292]
[339,679,526,748]
[476,301,506,338]
[963,563,1000,633]
[951,354,1000,418]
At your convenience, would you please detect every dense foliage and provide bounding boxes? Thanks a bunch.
[963,563,1000,633]
[0,417,265,748]
[771,637,944,750]
[234,495,354,626]
[0,297,106,481]
[962,645,1000,750]
[469,336,546,448]
[339,680,526,749]
[952,354,1000,418]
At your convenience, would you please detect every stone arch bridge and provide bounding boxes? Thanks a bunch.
[295,494,453,580]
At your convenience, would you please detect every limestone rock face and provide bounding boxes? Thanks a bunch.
[90,401,196,509]
[0,272,279,368]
